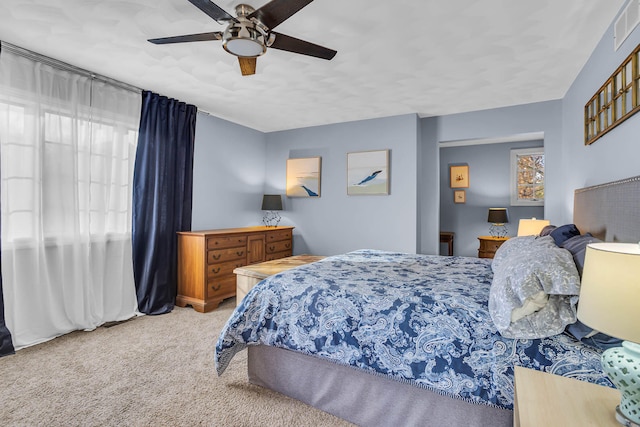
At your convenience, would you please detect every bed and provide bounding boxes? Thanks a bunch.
[215,175,640,427]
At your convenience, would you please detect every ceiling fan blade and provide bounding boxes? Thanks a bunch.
[249,0,313,30]
[238,57,257,76]
[270,32,336,60]
[148,32,223,45]
[187,0,236,24]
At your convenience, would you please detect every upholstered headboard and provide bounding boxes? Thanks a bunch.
[574,175,640,243]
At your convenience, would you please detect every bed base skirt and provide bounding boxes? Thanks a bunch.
[247,345,513,427]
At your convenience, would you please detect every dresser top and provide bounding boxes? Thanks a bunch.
[178,226,294,236]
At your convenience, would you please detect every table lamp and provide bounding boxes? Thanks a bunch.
[487,208,509,237]
[517,218,551,236]
[261,194,283,228]
[577,243,640,426]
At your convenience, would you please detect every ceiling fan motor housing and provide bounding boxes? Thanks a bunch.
[222,4,268,58]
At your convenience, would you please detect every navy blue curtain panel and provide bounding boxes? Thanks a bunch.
[0,44,16,357]
[0,214,16,357]
[132,91,196,315]
[0,260,15,357]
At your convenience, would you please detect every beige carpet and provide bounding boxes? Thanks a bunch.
[0,299,354,426]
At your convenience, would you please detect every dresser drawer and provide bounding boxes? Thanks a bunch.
[207,260,246,278]
[266,229,292,243]
[207,247,246,264]
[206,276,236,299]
[481,241,503,253]
[477,236,508,259]
[207,235,247,250]
[266,240,292,254]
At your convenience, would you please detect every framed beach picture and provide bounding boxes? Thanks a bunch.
[347,149,389,195]
[286,157,321,197]
[449,165,469,188]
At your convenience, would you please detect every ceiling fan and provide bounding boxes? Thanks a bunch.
[148,0,337,76]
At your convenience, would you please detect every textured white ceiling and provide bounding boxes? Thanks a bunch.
[0,0,626,132]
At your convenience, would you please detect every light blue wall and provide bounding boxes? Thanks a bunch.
[418,118,440,255]
[264,114,419,256]
[191,112,266,229]
[439,141,544,257]
[190,1,640,254]
[560,0,640,224]
[418,101,562,256]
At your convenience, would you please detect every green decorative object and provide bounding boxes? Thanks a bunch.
[602,341,640,425]
[577,243,640,427]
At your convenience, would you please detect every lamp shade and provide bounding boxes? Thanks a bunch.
[517,218,551,236]
[261,194,283,211]
[577,243,640,343]
[487,208,509,224]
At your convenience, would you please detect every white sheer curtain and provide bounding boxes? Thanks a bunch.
[0,46,141,349]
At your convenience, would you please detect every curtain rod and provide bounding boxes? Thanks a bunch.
[1,41,142,95]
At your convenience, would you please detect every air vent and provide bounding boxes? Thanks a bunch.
[614,0,640,51]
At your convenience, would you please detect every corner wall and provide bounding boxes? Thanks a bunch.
[265,114,419,256]
[191,112,267,230]
[419,100,563,254]
[439,141,544,257]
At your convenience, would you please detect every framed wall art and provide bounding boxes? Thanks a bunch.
[347,149,389,195]
[454,190,466,204]
[286,157,321,197]
[449,165,469,188]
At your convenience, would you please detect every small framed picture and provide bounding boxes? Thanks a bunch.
[449,165,469,188]
[454,190,466,204]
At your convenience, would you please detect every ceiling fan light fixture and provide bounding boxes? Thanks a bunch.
[222,21,267,57]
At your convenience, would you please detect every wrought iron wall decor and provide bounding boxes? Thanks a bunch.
[584,43,640,145]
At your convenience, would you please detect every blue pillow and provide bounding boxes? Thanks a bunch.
[539,225,556,236]
[549,224,580,246]
[565,321,622,351]
[561,233,602,276]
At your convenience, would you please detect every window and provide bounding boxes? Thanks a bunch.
[0,94,139,244]
[510,147,544,206]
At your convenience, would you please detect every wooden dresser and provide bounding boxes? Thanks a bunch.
[477,236,509,259]
[177,226,293,312]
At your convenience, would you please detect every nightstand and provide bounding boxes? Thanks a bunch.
[513,366,620,427]
[477,235,509,258]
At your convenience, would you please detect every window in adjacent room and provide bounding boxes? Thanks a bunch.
[510,147,544,206]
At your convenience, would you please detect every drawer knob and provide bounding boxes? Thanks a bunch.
[269,246,275,251]
[211,283,221,291]
[212,254,221,260]
[212,267,221,274]
[285,243,291,249]
[236,251,244,257]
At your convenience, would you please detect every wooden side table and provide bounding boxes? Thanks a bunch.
[234,255,325,306]
[439,231,455,256]
[477,236,509,258]
[513,366,620,427]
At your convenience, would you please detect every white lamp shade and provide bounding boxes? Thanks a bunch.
[577,243,640,343]
[517,218,551,236]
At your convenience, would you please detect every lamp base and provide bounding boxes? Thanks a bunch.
[262,211,281,228]
[602,341,640,425]
[489,223,508,238]
[616,406,640,427]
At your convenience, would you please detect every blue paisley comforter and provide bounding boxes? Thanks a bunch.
[215,250,611,409]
